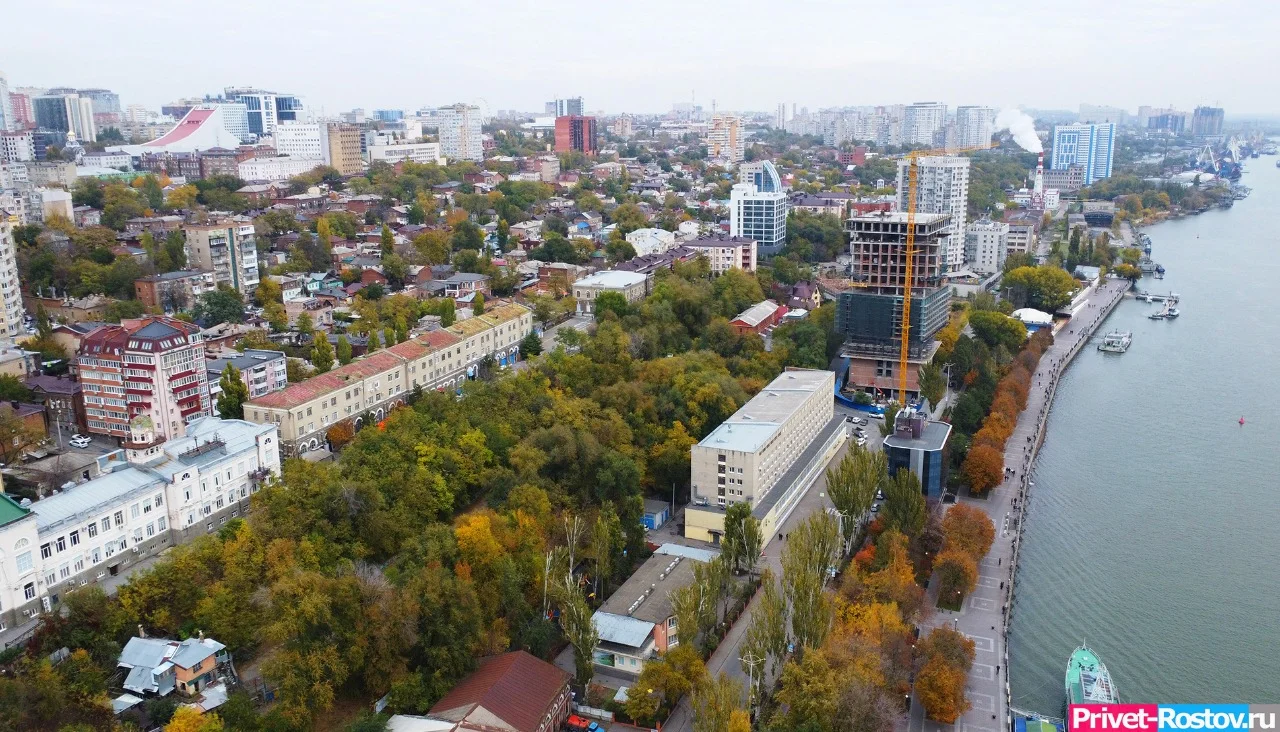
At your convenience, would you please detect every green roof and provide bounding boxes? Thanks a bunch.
[0,492,32,528]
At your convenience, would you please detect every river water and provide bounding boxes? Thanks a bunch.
[1009,158,1280,711]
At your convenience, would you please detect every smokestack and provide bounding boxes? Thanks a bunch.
[1034,153,1044,194]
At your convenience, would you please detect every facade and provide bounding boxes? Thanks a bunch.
[729,164,788,255]
[183,220,259,294]
[729,300,784,335]
[272,122,328,163]
[548,97,584,117]
[223,88,303,137]
[9,91,33,130]
[245,303,532,455]
[206,349,288,402]
[684,236,758,274]
[882,407,951,499]
[553,115,598,155]
[896,156,970,271]
[366,140,444,165]
[706,114,744,163]
[237,155,320,181]
[437,104,483,162]
[1050,123,1115,185]
[1004,216,1039,257]
[625,227,677,257]
[134,270,216,312]
[903,102,947,146]
[34,94,97,142]
[954,106,995,148]
[325,123,363,176]
[78,317,212,441]
[26,373,87,434]
[591,548,708,673]
[1042,165,1087,193]
[571,270,649,314]
[0,214,25,344]
[0,416,280,631]
[0,131,34,163]
[964,216,1009,275]
[1191,106,1224,137]
[738,159,783,192]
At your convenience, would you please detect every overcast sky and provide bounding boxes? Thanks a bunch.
[5,0,1276,117]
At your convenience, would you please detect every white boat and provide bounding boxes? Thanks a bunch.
[1098,331,1132,353]
[1166,308,1180,318]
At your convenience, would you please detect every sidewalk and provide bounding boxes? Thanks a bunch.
[906,279,1129,732]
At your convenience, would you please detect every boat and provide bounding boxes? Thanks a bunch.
[1097,331,1132,353]
[1166,307,1180,318]
[1066,645,1119,704]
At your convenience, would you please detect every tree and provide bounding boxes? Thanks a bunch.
[878,402,901,438]
[1003,265,1077,312]
[825,446,885,554]
[337,335,354,365]
[590,506,622,600]
[264,302,288,333]
[286,358,311,383]
[781,512,839,650]
[311,331,335,373]
[519,331,542,358]
[367,329,381,351]
[962,444,1004,495]
[742,569,787,697]
[217,364,250,420]
[193,287,245,324]
[934,548,978,602]
[254,276,282,307]
[379,224,395,259]
[593,291,629,321]
[919,362,945,408]
[916,656,970,724]
[722,502,762,576]
[165,231,188,271]
[165,706,225,732]
[611,203,648,234]
[917,626,976,672]
[166,184,200,211]
[882,469,926,538]
[0,374,34,403]
[551,576,597,686]
[941,504,995,560]
[472,292,485,315]
[295,311,314,337]
[968,310,1027,352]
[691,672,744,732]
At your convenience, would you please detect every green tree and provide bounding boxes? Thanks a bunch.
[337,335,353,365]
[781,512,839,649]
[968,310,1027,352]
[193,287,245,324]
[691,672,745,732]
[216,364,250,420]
[593,291,629,321]
[551,575,597,686]
[883,468,926,538]
[611,203,648,234]
[919,362,946,408]
[722,502,762,576]
[367,328,381,351]
[518,331,542,357]
[472,292,485,315]
[164,231,188,271]
[1003,265,1077,312]
[825,446,885,554]
[295,311,314,336]
[311,331,334,373]
[742,568,787,698]
[379,224,395,259]
[0,374,34,403]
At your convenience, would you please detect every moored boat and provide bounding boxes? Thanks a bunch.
[1097,331,1131,353]
[1066,645,1118,704]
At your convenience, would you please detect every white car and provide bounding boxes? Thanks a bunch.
[855,436,867,447]
[69,435,91,448]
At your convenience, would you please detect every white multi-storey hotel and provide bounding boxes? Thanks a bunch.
[0,417,280,633]
[896,156,971,272]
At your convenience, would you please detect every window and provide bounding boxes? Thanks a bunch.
[101,518,110,532]
[55,537,66,552]
[70,531,79,546]
[46,572,56,585]
[114,511,124,528]
[105,542,116,557]
[146,522,155,537]
[74,558,84,573]
[16,551,32,573]
[91,548,100,564]
[24,583,36,600]
[59,564,70,579]
[158,517,166,531]
[154,493,163,507]
[87,523,98,538]
[131,503,140,519]
[143,502,151,514]
[40,543,51,559]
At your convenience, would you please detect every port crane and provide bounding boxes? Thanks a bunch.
[895,144,990,403]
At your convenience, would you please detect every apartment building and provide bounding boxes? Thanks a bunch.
[206,349,288,402]
[706,114,744,163]
[903,102,947,146]
[684,236,758,274]
[134,270,216,312]
[553,116,598,155]
[182,219,260,295]
[366,140,444,165]
[964,216,1009,275]
[1050,123,1115,185]
[77,317,212,442]
[729,160,788,256]
[0,131,34,163]
[0,214,26,344]
[0,416,280,632]
[245,303,532,455]
[571,271,649,315]
[437,103,483,162]
[325,123,363,176]
[896,156,970,272]
[273,122,329,162]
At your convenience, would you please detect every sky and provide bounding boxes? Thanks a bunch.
[5,0,1278,117]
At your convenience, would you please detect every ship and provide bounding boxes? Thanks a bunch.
[1066,645,1118,704]
[1097,331,1132,353]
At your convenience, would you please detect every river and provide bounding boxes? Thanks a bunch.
[1009,158,1280,711]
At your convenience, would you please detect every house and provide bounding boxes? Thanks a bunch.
[387,651,571,732]
[199,323,262,355]
[25,373,87,434]
[626,227,677,257]
[51,322,108,358]
[22,294,112,323]
[436,273,489,298]
[779,280,822,311]
[359,269,388,287]
[118,634,229,697]
[72,206,102,227]
[0,402,48,459]
[729,300,786,335]
[571,270,649,314]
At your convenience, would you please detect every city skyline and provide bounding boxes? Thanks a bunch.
[3,0,1274,117]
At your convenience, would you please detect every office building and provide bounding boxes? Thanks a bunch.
[245,303,531,455]
[365,140,444,166]
[729,161,787,255]
[237,156,319,181]
[547,97,584,117]
[1078,104,1128,125]
[78,317,212,441]
[738,159,784,192]
[223,88,303,137]
[273,122,329,163]
[592,546,710,673]
[0,215,26,344]
[78,88,121,126]
[33,93,97,142]
[1191,106,1224,137]
[373,109,404,122]
[0,74,12,132]
[437,103,483,162]
[903,102,947,146]
[1042,165,1087,193]
[1050,123,1114,185]
[683,236,758,274]
[182,219,260,294]
[1146,113,1186,134]
[964,216,1009,275]
[954,106,995,148]
[1,131,34,163]
[0,416,280,630]
[706,114,744,163]
[553,115,598,155]
[571,270,649,314]
[206,349,288,403]
[896,156,970,271]
[882,407,951,499]
[325,123,363,176]
[684,369,844,544]
[835,212,952,399]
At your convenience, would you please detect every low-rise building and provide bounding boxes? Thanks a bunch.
[625,227,677,257]
[388,651,571,732]
[571,270,649,314]
[206,349,288,403]
[25,373,87,434]
[134,270,217,312]
[366,141,445,165]
[683,236,757,274]
[729,300,785,335]
[118,634,229,697]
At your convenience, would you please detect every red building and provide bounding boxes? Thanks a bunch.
[838,146,868,165]
[554,115,598,155]
[729,300,786,335]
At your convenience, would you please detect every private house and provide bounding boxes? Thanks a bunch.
[388,651,572,732]
[118,634,229,697]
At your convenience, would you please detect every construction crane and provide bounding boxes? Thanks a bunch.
[896,144,991,403]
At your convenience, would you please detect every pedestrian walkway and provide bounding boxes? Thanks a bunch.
[907,279,1129,732]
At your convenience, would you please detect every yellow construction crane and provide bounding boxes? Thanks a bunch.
[897,144,990,403]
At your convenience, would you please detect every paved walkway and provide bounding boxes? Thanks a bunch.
[906,278,1130,732]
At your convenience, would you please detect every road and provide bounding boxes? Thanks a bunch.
[905,278,1129,732]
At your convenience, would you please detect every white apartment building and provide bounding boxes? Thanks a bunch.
[706,114,745,163]
[954,106,995,149]
[0,417,280,632]
[964,217,1009,275]
[206,349,288,403]
[684,236,758,274]
[1005,221,1038,257]
[238,156,321,182]
[0,214,26,344]
[183,219,260,294]
[625,227,677,257]
[272,122,329,163]
[903,102,947,146]
[897,156,970,272]
[437,103,483,162]
[366,140,445,165]
[223,88,304,138]
[0,132,34,163]
[730,184,788,256]
[81,150,131,169]
[246,303,532,455]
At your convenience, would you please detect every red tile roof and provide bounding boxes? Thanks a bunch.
[428,651,569,732]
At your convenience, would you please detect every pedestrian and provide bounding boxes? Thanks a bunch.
[1000,581,1005,590]
[998,558,1002,565]
[997,665,1001,674]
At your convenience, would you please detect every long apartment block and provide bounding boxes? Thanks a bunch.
[244,302,532,455]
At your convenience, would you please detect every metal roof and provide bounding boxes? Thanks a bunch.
[592,612,654,647]
[697,369,833,455]
[32,468,163,533]
[574,270,648,289]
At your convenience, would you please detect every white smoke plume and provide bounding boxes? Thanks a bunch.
[995,108,1043,153]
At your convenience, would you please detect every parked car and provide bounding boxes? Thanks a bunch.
[875,489,885,500]
[69,434,91,448]
[565,715,602,732]
[855,436,867,447]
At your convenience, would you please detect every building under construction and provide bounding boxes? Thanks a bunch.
[834,211,951,399]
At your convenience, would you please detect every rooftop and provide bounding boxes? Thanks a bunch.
[428,651,569,732]
[685,236,756,248]
[598,550,701,625]
[574,270,648,289]
[207,349,286,374]
[697,369,833,454]
[882,418,951,452]
[731,300,781,328]
[0,492,32,529]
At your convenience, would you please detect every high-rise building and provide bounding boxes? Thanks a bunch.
[738,160,783,192]
[0,214,26,344]
[548,97,584,117]
[1078,104,1128,125]
[437,103,483,162]
[1050,123,1115,185]
[1191,106,1225,137]
[325,123,363,176]
[183,219,260,295]
[0,73,13,132]
[223,88,304,138]
[273,122,329,162]
[9,92,34,129]
[609,115,633,138]
[834,212,953,399]
[896,156,970,272]
[79,88,121,127]
[33,94,96,142]
[707,114,745,163]
[0,131,34,163]
[78,316,212,441]
[373,109,405,122]
[775,103,787,130]
[964,216,1009,275]
[729,161,787,255]
[954,106,995,148]
[903,102,947,146]
[553,115,598,155]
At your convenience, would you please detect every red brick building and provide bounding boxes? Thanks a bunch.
[554,116,598,155]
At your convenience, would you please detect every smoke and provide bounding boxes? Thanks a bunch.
[995,108,1043,153]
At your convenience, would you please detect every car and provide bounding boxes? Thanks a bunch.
[870,503,880,513]
[565,715,602,732]
[853,427,866,437]
[875,489,885,500]
[855,437,867,447]
[856,417,868,425]
[69,436,92,448]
